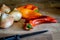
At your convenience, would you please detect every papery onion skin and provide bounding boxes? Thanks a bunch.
[1,4,11,13]
[10,8,22,21]
[1,14,14,28]
[0,11,2,16]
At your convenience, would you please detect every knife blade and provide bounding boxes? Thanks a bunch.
[20,30,48,38]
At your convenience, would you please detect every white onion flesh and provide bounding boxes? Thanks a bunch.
[1,13,8,21]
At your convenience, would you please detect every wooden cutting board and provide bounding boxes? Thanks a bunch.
[0,18,60,35]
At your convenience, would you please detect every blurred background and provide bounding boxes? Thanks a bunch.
[0,0,60,18]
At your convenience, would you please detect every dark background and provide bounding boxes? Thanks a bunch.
[0,0,60,20]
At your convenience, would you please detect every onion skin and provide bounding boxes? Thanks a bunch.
[1,4,11,13]
[10,8,22,21]
[1,14,14,29]
[0,11,2,16]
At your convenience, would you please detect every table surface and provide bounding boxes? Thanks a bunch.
[0,23,60,40]
[0,23,60,35]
